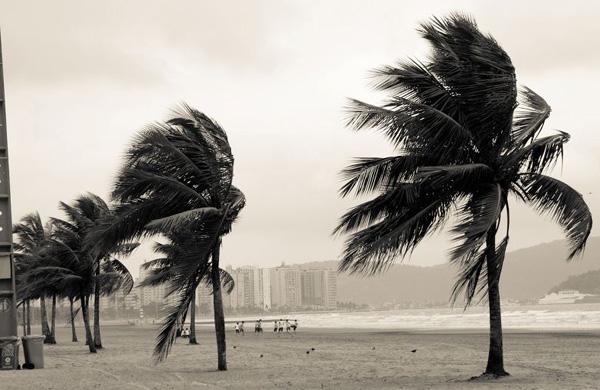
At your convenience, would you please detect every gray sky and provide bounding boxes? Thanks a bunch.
[1,0,599,277]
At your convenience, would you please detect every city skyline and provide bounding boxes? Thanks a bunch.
[132,262,338,314]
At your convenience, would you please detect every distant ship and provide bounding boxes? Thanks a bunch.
[538,290,591,305]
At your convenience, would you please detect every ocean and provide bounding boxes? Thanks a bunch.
[280,303,600,330]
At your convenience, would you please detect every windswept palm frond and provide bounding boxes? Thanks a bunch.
[451,236,509,307]
[345,98,473,162]
[153,279,196,363]
[505,131,569,174]
[339,194,453,275]
[450,184,503,262]
[416,163,494,190]
[146,207,222,233]
[520,174,592,259]
[510,87,551,147]
[339,155,430,197]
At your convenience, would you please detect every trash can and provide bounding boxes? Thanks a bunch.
[0,336,19,370]
[22,335,44,369]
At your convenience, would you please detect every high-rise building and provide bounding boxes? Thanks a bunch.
[301,269,337,308]
[324,270,337,308]
[270,266,302,308]
[260,268,271,310]
[138,262,177,308]
[196,284,213,313]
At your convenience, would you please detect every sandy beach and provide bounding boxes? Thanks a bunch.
[2,325,600,389]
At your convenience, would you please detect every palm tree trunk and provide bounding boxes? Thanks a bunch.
[70,297,78,342]
[93,260,103,349]
[211,243,227,371]
[49,293,57,344]
[81,295,96,353]
[21,303,26,336]
[40,296,51,344]
[26,300,31,336]
[189,288,198,344]
[484,228,509,376]
[84,297,91,346]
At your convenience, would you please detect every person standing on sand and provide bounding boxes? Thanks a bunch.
[292,320,298,332]
[235,322,240,334]
[274,320,278,333]
[285,320,291,333]
[255,319,262,333]
[278,319,284,333]
[240,321,245,335]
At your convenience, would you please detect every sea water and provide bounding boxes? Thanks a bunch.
[285,303,600,330]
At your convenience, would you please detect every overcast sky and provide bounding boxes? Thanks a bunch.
[1,0,599,277]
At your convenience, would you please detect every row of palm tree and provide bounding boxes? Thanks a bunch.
[15,106,243,368]
[14,195,137,353]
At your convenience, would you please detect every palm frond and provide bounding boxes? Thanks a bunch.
[505,131,569,174]
[450,184,503,262]
[521,173,592,259]
[152,280,196,363]
[339,155,430,197]
[345,98,474,162]
[416,163,494,190]
[146,207,222,233]
[418,13,516,150]
[451,236,509,307]
[339,195,453,275]
[511,87,551,147]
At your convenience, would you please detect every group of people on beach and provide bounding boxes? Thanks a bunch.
[234,319,298,335]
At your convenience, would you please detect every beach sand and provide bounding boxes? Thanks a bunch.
[2,325,600,389]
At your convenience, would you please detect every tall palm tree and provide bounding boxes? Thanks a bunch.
[43,217,98,353]
[335,14,592,378]
[143,228,235,346]
[91,105,245,370]
[13,212,53,342]
[60,193,136,349]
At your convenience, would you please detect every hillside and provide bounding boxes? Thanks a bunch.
[549,269,600,295]
[298,237,600,306]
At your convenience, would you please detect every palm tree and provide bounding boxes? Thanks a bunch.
[13,212,53,342]
[43,216,98,353]
[60,193,136,349]
[335,14,592,378]
[91,105,245,370]
[143,228,235,345]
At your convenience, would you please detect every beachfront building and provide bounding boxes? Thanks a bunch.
[222,265,273,310]
[100,287,142,317]
[138,263,178,308]
[196,284,213,312]
[135,262,337,312]
[301,269,337,308]
[260,268,272,310]
[270,266,302,308]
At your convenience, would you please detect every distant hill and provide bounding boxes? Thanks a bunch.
[296,237,600,306]
[549,269,600,295]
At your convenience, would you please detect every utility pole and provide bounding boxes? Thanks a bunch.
[0,31,18,370]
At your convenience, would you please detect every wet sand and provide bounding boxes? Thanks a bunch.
[3,325,600,389]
